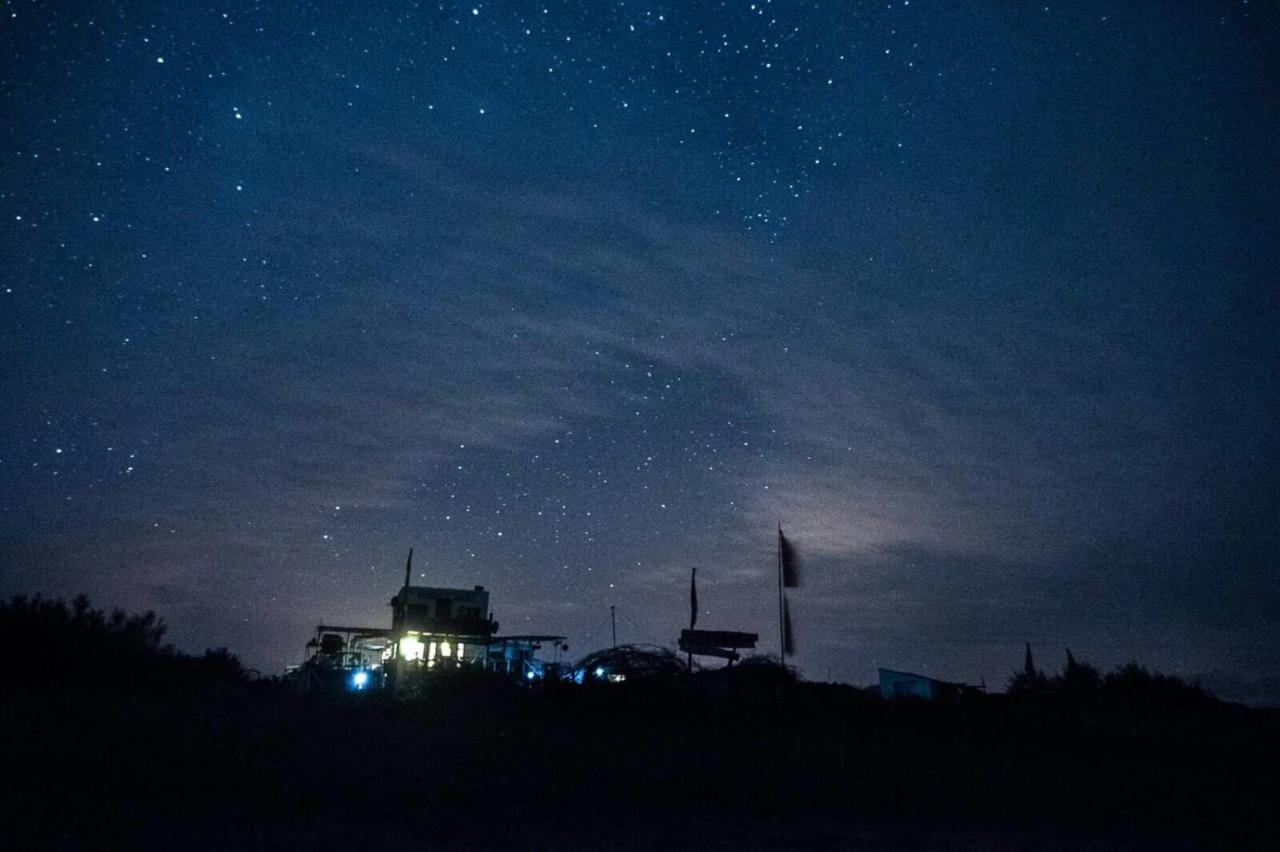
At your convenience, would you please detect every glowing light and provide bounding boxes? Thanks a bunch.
[594,667,605,678]
[351,670,370,689]
[440,640,453,658]
[526,670,536,680]
[399,636,426,661]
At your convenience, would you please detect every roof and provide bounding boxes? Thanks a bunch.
[394,584,488,601]
[878,668,971,689]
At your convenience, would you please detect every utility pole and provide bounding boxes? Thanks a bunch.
[610,604,617,648]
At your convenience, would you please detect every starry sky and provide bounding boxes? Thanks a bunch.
[2,1,1278,701]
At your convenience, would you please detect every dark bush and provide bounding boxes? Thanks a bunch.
[0,594,248,691]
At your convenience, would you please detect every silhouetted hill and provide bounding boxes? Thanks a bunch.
[2,597,1276,850]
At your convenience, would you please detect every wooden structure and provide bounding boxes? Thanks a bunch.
[678,629,758,664]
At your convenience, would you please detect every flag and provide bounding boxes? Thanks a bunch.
[779,528,800,588]
[782,596,796,655]
[689,567,698,630]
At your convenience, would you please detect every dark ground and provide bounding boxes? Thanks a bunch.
[3,666,1278,851]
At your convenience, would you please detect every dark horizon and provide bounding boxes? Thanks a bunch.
[2,2,1278,704]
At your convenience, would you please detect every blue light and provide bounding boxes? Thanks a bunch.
[526,670,536,680]
[351,670,370,689]
[594,667,605,678]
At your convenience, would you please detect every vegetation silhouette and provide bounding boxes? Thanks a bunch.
[2,595,1276,850]
[1007,645,1215,709]
[0,594,250,691]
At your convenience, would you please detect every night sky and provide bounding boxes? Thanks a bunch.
[2,1,1278,701]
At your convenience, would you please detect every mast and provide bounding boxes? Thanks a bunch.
[688,567,697,672]
[777,524,785,660]
[399,547,413,632]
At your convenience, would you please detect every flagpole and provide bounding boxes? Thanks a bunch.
[401,547,413,630]
[777,524,784,660]
[687,568,696,672]
[397,547,413,686]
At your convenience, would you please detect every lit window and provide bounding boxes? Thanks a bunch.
[399,636,426,662]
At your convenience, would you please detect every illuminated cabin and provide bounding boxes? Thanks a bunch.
[387,585,498,672]
[288,577,567,694]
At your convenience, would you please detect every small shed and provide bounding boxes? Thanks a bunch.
[878,667,981,700]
